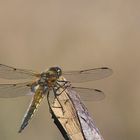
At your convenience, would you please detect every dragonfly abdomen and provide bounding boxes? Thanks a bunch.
[18,86,45,133]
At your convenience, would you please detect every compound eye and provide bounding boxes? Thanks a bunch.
[49,67,62,77]
[56,67,62,77]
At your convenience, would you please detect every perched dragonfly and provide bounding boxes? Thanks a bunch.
[0,64,112,133]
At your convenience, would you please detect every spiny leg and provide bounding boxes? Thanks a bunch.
[50,80,70,114]
[57,80,70,87]
[55,81,69,96]
[52,87,65,114]
[46,87,64,114]
[57,80,69,84]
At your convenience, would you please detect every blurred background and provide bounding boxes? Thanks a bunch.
[0,0,139,140]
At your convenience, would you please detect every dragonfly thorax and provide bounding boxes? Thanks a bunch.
[38,67,62,87]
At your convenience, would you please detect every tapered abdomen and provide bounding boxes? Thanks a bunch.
[18,86,45,133]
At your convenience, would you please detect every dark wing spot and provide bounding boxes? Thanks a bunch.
[94,89,102,92]
[101,67,109,69]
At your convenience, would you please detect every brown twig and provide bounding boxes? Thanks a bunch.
[49,77,104,140]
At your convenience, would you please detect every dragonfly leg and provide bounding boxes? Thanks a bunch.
[57,80,70,83]
[52,82,66,96]
[52,87,65,115]
[57,80,70,86]
[55,81,70,96]
[55,82,71,105]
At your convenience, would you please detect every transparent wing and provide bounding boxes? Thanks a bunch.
[0,64,39,80]
[71,87,105,101]
[63,67,113,83]
[0,82,33,98]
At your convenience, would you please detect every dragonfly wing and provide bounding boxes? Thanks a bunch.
[0,64,39,80]
[0,82,33,98]
[71,87,105,101]
[63,67,112,83]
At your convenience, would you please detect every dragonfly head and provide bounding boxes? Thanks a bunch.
[49,67,62,78]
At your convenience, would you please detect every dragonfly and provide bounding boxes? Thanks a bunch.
[0,64,112,133]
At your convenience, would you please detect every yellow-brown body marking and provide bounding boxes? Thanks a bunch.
[18,86,45,133]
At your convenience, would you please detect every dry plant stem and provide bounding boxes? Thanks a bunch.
[50,77,104,140]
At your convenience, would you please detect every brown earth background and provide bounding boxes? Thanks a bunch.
[0,1,139,140]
